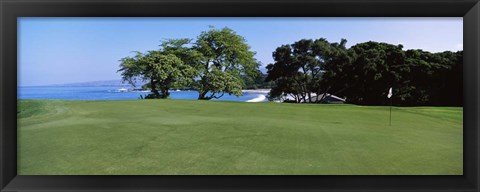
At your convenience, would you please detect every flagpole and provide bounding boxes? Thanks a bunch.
[387,87,393,126]
[389,97,392,126]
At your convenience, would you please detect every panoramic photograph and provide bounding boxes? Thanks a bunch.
[17,17,463,175]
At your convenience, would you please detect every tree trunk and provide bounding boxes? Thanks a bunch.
[300,91,306,103]
[150,79,161,98]
[198,89,209,100]
[320,87,331,103]
[295,94,300,103]
[160,85,170,99]
[197,61,211,100]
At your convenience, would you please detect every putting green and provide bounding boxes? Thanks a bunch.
[17,100,463,175]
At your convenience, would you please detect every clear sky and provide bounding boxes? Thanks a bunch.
[18,17,462,86]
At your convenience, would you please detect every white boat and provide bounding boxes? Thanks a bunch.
[117,88,128,92]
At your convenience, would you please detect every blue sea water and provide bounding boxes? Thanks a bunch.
[18,86,267,102]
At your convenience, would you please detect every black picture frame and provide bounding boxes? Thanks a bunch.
[1,0,479,191]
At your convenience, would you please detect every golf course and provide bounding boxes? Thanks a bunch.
[17,99,463,175]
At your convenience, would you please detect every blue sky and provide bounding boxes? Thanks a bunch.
[18,17,462,86]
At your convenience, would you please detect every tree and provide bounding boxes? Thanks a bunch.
[265,38,349,103]
[193,27,260,100]
[265,44,300,102]
[312,38,351,102]
[240,70,272,89]
[403,50,462,106]
[435,51,462,106]
[402,49,443,105]
[159,38,203,69]
[337,41,406,105]
[118,51,196,99]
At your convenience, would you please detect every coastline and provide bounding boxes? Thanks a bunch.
[19,86,271,102]
[242,89,270,94]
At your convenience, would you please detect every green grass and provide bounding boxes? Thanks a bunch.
[17,100,463,175]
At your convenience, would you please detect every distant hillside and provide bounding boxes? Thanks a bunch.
[51,79,146,87]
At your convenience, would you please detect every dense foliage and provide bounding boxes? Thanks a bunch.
[119,28,261,100]
[193,27,260,100]
[118,51,196,99]
[265,39,462,106]
[119,27,260,100]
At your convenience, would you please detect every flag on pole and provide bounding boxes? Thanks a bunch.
[387,87,393,98]
[388,87,393,126]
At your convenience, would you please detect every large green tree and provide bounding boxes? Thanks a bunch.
[403,49,463,106]
[193,27,260,100]
[311,38,351,102]
[118,51,196,99]
[265,38,349,103]
[334,41,406,105]
[434,51,463,106]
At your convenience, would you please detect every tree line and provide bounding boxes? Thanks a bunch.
[265,38,462,106]
[118,27,462,106]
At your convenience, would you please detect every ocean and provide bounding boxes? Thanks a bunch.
[18,86,268,102]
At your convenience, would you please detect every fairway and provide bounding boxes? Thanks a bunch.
[17,100,463,175]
